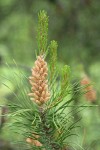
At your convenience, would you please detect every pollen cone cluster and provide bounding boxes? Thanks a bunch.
[26,134,42,147]
[28,55,50,105]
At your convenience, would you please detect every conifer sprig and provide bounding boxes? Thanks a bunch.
[37,10,48,56]
[49,40,58,83]
[3,10,89,150]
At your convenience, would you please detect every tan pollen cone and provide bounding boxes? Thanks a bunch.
[28,55,50,105]
[26,134,42,147]
[81,75,96,102]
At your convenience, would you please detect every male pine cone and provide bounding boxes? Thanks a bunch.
[28,55,50,105]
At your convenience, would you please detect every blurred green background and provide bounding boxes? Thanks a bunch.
[0,0,100,150]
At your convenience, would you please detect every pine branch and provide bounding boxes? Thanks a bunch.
[2,10,90,150]
[39,109,60,150]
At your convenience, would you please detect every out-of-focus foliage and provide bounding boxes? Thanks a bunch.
[0,0,100,150]
[0,0,100,65]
